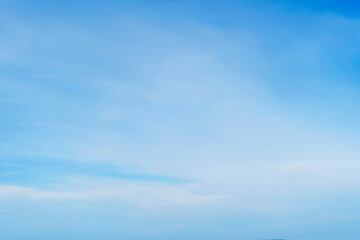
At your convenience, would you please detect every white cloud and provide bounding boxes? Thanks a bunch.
[0,185,85,200]
[0,183,224,206]
[2,11,360,213]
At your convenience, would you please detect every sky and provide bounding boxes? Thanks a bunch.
[1,0,360,239]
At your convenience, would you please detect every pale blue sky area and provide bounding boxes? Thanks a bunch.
[2,1,360,239]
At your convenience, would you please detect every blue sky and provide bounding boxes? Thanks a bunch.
[2,0,360,239]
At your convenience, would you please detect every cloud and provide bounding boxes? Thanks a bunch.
[2,2,360,215]
[0,185,84,200]
[0,183,224,206]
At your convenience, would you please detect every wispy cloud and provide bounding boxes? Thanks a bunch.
[0,183,224,206]
[2,0,360,239]
[2,9,360,210]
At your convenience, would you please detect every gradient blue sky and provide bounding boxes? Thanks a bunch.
[2,0,360,239]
